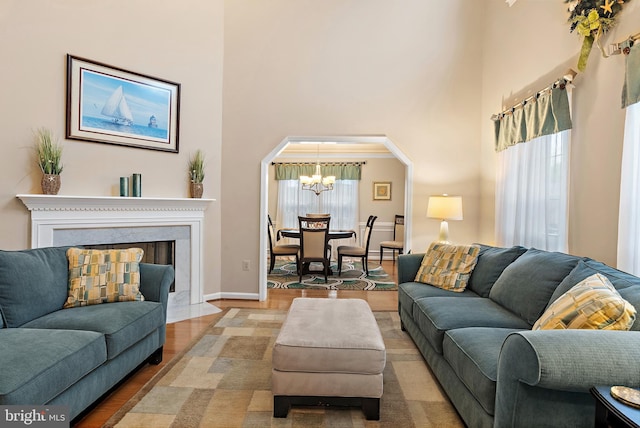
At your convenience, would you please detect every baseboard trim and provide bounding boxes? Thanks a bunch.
[205,292,260,301]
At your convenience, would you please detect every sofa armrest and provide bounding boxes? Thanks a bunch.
[495,330,640,427]
[139,263,174,317]
[397,253,425,284]
[499,330,640,391]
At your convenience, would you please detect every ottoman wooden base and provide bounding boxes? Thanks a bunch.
[272,298,386,420]
[274,395,380,420]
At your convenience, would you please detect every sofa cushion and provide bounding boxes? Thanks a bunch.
[0,247,70,327]
[534,273,636,331]
[468,245,527,297]
[489,248,582,325]
[64,248,145,308]
[0,328,106,406]
[398,282,479,319]
[413,297,530,354]
[22,301,163,359]
[414,243,480,292]
[443,327,524,415]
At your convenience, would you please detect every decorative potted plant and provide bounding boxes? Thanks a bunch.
[188,149,205,198]
[35,127,63,195]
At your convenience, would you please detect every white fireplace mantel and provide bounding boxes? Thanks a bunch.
[17,194,214,305]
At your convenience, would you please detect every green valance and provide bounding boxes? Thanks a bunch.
[274,163,362,180]
[622,39,640,108]
[493,83,572,152]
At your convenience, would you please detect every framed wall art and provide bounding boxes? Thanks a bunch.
[66,54,180,153]
[373,181,391,201]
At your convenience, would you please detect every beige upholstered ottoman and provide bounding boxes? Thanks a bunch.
[272,297,386,420]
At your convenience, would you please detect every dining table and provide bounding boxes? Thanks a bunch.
[278,229,356,241]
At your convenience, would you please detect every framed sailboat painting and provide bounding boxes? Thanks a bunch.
[66,55,180,153]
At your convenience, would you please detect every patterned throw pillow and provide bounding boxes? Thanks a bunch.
[533,273,636,330]
[414,243,480,292]
[64,248,145,309]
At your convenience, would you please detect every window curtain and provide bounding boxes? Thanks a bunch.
[273,163,362,257]
[274,163,362,180]
[493,83,572,252]
[618,40,640,274]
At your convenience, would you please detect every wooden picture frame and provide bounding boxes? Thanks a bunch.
[66,54,180,153]
[373,182,391,200]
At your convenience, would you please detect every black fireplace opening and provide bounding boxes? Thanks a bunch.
[83,241,176,292]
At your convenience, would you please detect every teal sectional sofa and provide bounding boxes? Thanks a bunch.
[0,246,174,421]
[398,244,640,428]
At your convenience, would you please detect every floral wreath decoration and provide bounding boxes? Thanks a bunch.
[566,0,632,71]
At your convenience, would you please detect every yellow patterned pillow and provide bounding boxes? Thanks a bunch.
[533,273,636,330]
[64,248,145,308]
[414,243,480,292]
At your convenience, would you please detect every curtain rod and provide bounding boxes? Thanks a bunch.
[608,31,640,55]
[271,161,366,166]
[491,69,577,121]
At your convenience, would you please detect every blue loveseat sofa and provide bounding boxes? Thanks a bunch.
[398,244,640,428]
[0,246,174,421]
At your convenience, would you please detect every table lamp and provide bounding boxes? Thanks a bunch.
[427,194,463,243]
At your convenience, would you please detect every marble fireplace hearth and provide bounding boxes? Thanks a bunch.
[17,194,219,322]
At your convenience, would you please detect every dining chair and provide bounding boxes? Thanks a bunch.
[298,215,331,283]
[379,214,405,264]
[337,215,377,276]
[267,215,300,274]
[306,213,330,218]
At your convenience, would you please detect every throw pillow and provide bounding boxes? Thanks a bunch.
[64,248,145,309]
[414,242,480,292]
[533,273,636,331]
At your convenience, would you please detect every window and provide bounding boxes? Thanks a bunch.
[493,82,572,252]
[276,180,359,232]
[617,102,640,274]
[495,130,570,251]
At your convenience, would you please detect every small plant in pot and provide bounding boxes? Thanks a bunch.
[35,127,63,195]
[188,149,205,198]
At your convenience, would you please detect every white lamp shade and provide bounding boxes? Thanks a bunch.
[427,195,463,221]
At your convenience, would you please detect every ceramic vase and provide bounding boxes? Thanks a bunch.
[190,182,204,198]
[41,174,61,195]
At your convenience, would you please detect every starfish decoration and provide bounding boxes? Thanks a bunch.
[600,0,615,14]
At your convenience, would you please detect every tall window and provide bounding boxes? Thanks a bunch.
[617,40,640,274]
[495,130,570,251]
[272,162,363,244]
[493,82,573,252]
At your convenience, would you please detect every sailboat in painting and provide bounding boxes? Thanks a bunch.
[101,86,134,126]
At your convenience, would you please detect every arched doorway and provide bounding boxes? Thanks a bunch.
[259,135,413,301]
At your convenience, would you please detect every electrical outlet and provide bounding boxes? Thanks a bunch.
[242,260,250,271]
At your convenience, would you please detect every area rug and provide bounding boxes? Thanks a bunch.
[105,307,462,428]
[268,259,397,291]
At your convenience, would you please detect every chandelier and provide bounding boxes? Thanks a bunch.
[300,145,335,195]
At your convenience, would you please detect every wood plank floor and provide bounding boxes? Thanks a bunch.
[73,260,399,427]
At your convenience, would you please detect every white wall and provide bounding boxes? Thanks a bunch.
[7,1,630,298]
[222,0,485,294]
[481,0,640,266]
[0,1,224,296]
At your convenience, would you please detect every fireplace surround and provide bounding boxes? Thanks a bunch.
[17,194,213,309]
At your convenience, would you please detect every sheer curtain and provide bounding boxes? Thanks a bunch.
[275,180,358,230]
[495,130,570,251]
[617,38,640,274]
[275,179,359,255]
[493,82,572,252]
[618,103,640,273]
